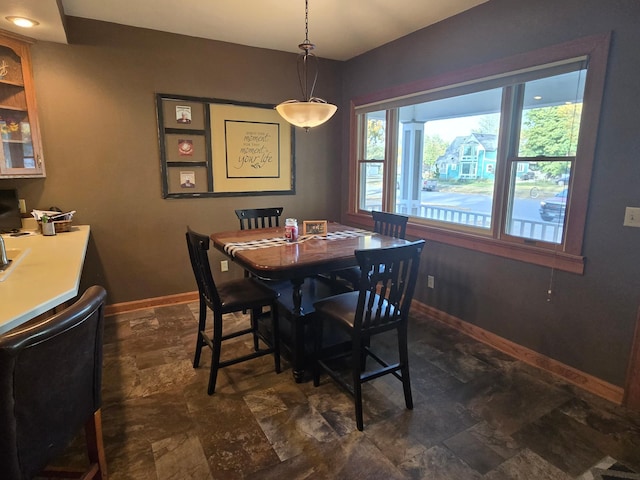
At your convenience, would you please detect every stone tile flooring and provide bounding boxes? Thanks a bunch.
[89,302,640,479]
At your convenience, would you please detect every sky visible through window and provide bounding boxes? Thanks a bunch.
[424,115,494,141]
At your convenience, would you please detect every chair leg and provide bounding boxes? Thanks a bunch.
[360,335,370,371]
[352,342,365,431]
[85,409,107,480]
[250,307,261,351]
[242,270,250,314]
[193,298,207,368]
[312,315,324,387]
[208,313,223,395]
[398,325,413,410]
[271,302,281,374]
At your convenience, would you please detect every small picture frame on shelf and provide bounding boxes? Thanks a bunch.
[303,220,327,235]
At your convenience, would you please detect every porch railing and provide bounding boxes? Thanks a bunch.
[388,203,564,244]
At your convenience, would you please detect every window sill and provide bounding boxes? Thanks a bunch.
[343,212,585,274]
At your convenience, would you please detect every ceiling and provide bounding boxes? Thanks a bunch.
[1,0,488,61]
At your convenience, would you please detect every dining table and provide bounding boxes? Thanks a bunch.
[210,222,412,382]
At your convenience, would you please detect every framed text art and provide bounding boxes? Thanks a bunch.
[156,93,295,199]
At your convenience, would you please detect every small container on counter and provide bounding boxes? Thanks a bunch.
[41,215,56,236]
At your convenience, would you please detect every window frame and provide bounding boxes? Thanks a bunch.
[345,33,610,274]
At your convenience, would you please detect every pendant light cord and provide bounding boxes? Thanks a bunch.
[304,0,309,44]
[298,0,318,102]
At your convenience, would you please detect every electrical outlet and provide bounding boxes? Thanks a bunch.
[623,206,640,228]
[18,199,26,214]
[427,275,435,289]
[220,260,229,272]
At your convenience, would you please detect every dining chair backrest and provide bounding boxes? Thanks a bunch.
[186,227,222,309]
[371,210,408,239]
[0,285,107,480]
[235,207,284,230]
[354,240,424,332]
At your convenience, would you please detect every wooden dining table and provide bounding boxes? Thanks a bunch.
[211,222,411,382]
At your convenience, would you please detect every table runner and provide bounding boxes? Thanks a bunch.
[223,229,370,257]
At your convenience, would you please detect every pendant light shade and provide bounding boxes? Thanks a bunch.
[276,0,337,131]
[275,99,337,129]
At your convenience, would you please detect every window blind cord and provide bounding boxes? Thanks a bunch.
[547,67,582,303]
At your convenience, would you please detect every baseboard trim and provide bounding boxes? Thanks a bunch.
[105,291,198,316]
[412,301,624,405]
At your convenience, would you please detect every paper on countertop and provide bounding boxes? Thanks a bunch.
[31,210,76,221]
[0,230,36,238]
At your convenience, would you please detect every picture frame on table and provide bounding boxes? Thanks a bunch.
[303,220,328,235]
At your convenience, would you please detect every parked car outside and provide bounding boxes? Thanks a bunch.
[422,179,438,191]
[556,173,571,185]
[539,189,568,222]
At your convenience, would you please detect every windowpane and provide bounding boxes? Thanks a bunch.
[395,88,502,230]
[506,160,571,244]
[359,162,384,211]
[358,111,387,212]
[506,68,583,244]
[518,69,586,157]
[365,112,386,160]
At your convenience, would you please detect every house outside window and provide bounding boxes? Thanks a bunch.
[349,34,610,273]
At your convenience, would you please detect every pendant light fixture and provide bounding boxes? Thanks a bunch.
[275,0,337,131]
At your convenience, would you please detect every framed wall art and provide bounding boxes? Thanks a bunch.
[156,93,295,199]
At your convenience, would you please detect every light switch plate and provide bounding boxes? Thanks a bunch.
[623,207,640,227]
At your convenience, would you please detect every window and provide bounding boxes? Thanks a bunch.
[349,34,610,273]
[359,111,386,211]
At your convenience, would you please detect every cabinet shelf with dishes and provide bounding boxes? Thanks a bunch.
[0,31,44,178]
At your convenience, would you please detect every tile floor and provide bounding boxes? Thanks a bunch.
[81,302,640,479]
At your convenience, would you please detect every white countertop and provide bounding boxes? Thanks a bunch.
[0,225,90,334]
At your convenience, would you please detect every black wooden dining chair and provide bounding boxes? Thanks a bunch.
[235,207,284,230]
[312,240,425,431]
[331,210,409,290]
[0,285,108,480]
[235,207,285,282]
[234,207,286,318]
[371,210,408,239]
[186,227,281,394]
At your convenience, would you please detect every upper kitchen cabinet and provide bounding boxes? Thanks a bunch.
[0,31,44,177]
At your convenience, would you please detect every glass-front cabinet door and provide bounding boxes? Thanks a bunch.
[0,33,44,177]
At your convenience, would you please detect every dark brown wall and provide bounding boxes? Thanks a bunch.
[3,18,343,305]
[341,0,640,387]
